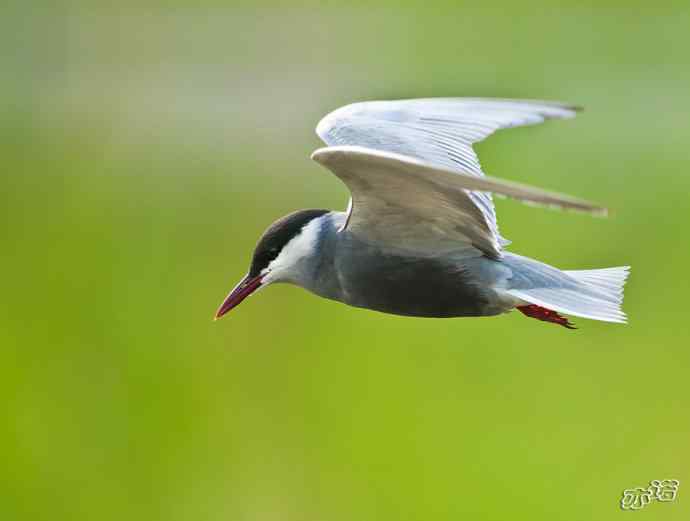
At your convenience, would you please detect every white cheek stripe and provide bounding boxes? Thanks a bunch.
[261,215,323,280]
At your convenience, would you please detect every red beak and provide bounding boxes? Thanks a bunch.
[214,274,264,320]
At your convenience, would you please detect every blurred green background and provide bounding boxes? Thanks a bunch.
[2,2,689,520]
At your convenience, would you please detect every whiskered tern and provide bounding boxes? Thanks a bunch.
[215,98,629,328]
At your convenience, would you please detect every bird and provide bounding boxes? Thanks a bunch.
[214,98,629,328]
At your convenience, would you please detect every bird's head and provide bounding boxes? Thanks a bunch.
[214,209,330,319]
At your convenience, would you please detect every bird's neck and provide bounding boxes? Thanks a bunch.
[290,211,346,300]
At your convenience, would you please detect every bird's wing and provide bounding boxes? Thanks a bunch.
[312,146,605,258]
[316,98,581,247]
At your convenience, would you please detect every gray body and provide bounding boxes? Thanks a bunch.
[314,212,505,317]
[294,212,584,319]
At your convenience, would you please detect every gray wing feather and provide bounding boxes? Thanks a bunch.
[316,98,580,246]
[312,146,605,259]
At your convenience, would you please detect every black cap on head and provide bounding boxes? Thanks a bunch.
[248,209,329,277]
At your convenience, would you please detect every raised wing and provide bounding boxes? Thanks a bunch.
[316,98,580,246]
[312,146,605,259]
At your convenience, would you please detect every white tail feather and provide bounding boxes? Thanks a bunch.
[507,266,630,324]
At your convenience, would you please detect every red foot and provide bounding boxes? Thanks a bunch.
[517,304,576,329]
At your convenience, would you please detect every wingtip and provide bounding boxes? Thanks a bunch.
[542,100,583,113]
[565,103,584,113]
[593,205,608,218]
[576,204,607,218]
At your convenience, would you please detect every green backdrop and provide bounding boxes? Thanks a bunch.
[2,2,689,520]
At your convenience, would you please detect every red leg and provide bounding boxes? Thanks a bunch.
[517,304,577,329]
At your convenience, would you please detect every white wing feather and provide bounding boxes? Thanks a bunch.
[316,98,583,249]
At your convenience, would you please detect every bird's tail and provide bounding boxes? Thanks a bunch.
[501,254,630,325]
